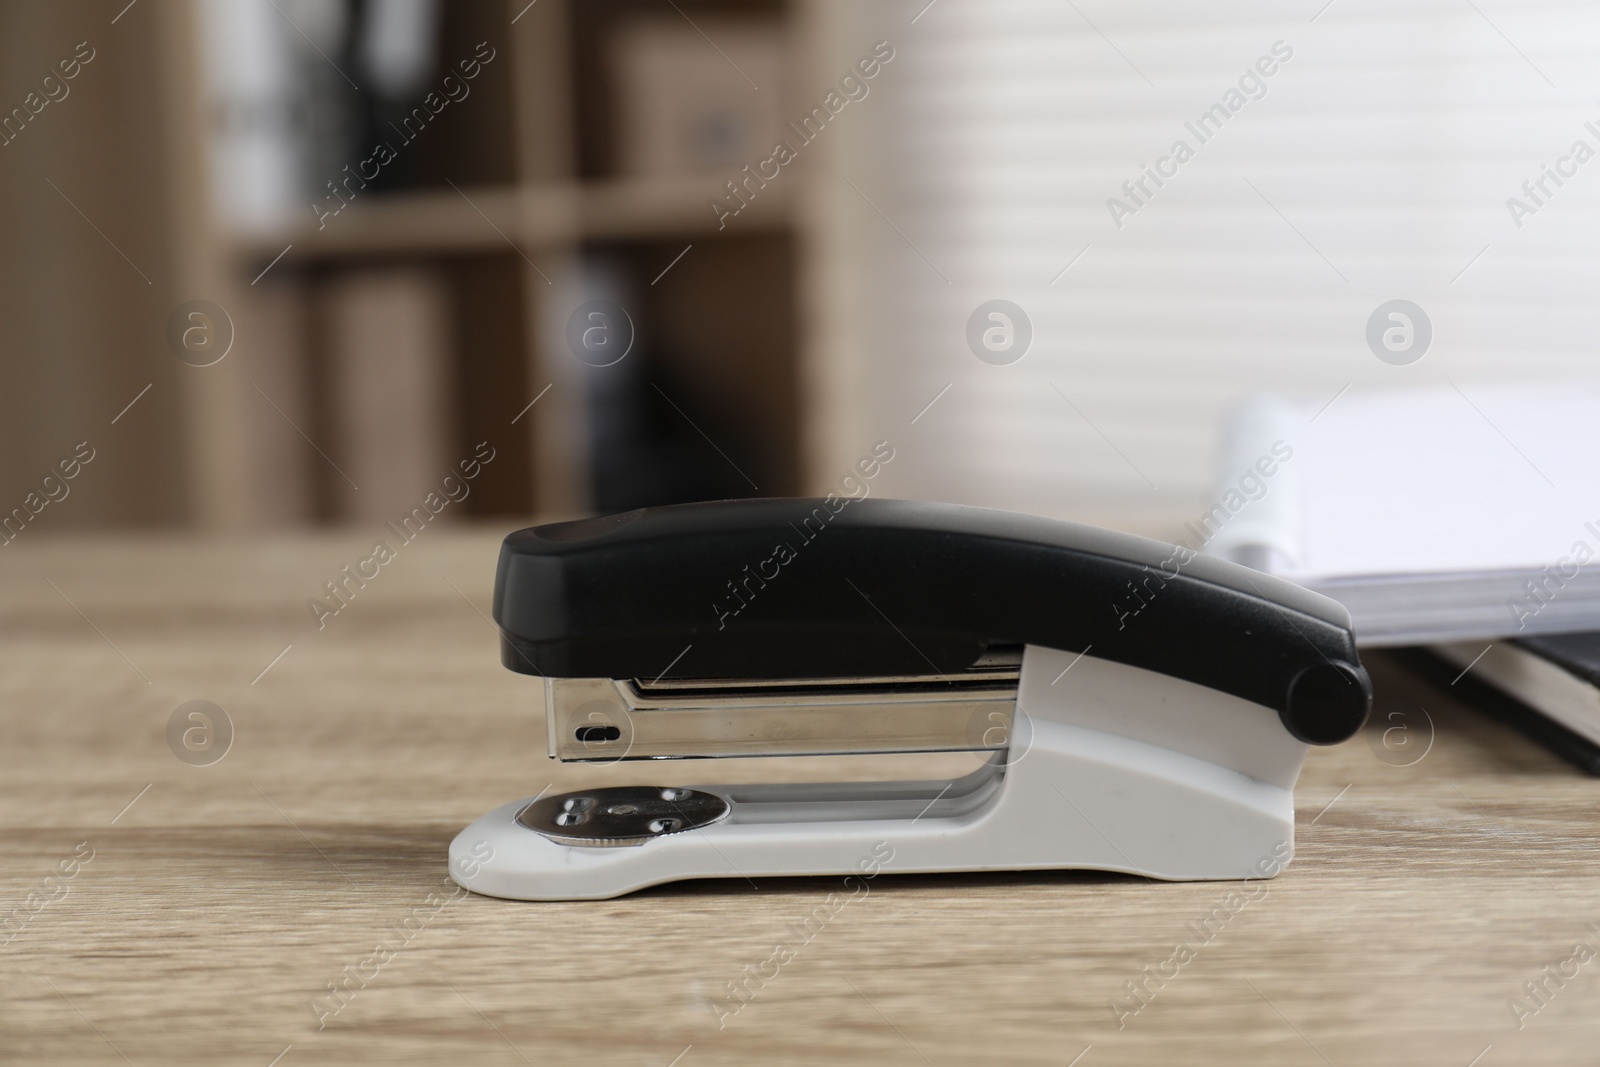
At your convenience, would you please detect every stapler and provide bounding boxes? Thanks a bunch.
[450,498,1370,900]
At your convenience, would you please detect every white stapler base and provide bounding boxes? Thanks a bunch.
[450,646,1308,900]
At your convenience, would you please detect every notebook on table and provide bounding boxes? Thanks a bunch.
[1414,637,1600,776]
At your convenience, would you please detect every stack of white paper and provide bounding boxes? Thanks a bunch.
[1206,384,1600,646]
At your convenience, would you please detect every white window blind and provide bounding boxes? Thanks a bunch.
[813,0,1600,530]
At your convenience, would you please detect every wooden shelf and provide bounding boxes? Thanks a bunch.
[228,176,795,265]
[150,0,829,530]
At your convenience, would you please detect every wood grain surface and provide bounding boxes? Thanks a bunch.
[3,528,1599,1066]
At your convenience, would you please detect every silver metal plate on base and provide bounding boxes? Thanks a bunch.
[517,786,731,847]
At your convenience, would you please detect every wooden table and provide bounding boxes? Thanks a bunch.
[3,528,1598,1065]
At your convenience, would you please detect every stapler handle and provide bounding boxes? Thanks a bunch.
[494,498,1370,745]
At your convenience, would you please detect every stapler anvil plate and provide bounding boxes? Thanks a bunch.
[450,498,1371,900]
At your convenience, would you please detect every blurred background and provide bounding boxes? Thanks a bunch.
[2,0,1597,539]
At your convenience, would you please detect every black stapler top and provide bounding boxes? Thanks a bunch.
[492,497,1369,746]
